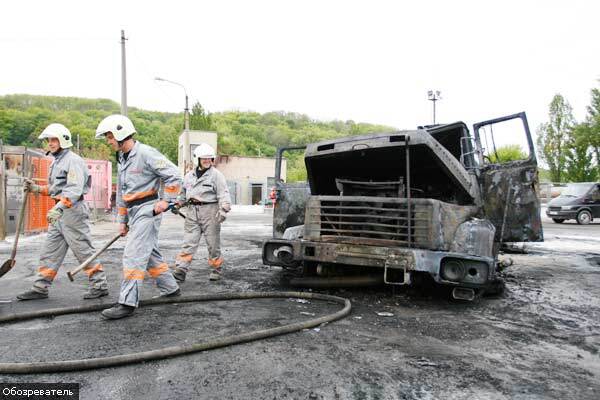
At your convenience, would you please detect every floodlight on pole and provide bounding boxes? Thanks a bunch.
[427,90,441,125]
[120,30,128,116]
[155,77,190,131]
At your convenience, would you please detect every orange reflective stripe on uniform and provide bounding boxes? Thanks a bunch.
[123,268,145,280]
[84,263,104,277]
[122,189,158,203]
[208,257,223,268]
[38,266,57,280]
[176,253,193,263]
[148,263,169,278]
[59,196,73,208]
[118,207,128,216]
[164,185,180,195]
[40,185,49,196]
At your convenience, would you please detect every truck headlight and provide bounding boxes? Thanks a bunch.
[441,259,466,281]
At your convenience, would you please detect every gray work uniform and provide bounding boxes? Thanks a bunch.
[117,141,182,307]
[175,166,231,273]
[32,149,108,294]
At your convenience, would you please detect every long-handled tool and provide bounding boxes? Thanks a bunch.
[168,202,187,219]
[0,189,30,278]
[67,233,121,281]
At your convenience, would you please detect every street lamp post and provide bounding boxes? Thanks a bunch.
[427,90,441,125]
[155,77,190,131]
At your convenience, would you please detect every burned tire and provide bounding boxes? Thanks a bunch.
[552,218,565,223]
[302,261,319,277]
[576,210,592,225]
[484,278,505,297]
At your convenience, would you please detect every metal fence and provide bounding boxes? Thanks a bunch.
[0,146,112,239]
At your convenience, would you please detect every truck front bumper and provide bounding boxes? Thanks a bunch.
[263,238,495,289]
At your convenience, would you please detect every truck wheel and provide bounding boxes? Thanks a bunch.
[302,262,318,276]
[576,210,592,225]
[484,278,505,297]
[552,218,565,223]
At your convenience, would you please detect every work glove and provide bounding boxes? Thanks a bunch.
[215,209,227,223]
[152,200,169,216]
[46,205,64,225]
[23,178,42,194]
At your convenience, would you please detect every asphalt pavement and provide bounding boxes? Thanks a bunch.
[0,207,598,399]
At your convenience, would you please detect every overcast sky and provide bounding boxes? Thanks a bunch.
[1,0,599,136]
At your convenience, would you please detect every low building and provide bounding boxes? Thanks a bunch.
[215,155,286,205]
[178,130,218,174]
[178,131,287,205]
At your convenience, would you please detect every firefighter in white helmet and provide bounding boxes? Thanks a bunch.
[95,114,182,320]
[172,143,231,282]
[17,123,109,301]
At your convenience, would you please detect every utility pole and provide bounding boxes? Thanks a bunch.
[184,93,190,131]
[427,90,441,125]
[120,30,128,116]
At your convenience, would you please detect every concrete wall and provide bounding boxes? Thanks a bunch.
[178,130,218,174]
[215,155,286,205]
[175,131,289,205]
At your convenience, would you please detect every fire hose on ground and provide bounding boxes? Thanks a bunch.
[0,291,351,374]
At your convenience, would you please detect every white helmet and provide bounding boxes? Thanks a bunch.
[38,123,73,148]
[193,143,216,165]
[95,114,136,141]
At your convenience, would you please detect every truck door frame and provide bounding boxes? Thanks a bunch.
[473,112,543,243]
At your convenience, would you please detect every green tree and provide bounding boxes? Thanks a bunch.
[0,94,394,181]
[536,94,575,182]
[564,123,598,182]
[189,102,214,131]
[584,87,600,178]
[488,144,527,163]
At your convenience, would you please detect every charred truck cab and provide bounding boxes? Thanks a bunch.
[263,112,543,300]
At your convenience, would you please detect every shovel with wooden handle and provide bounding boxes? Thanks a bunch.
[66,233,121,282]
[0,188,30,278]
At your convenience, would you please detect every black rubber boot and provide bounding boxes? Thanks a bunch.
[153,288,181,299]
[209,269,221,281]
[83,288,109,300]
[17,289,48,301]
[172,268,186,283]
[165,288,181,297]
[101,304,135,320]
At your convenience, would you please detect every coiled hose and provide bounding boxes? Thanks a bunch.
[0,291,351,374]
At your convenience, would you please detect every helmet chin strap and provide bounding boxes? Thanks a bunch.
[198,158,214,170]
[48,148,63,156]
[117,136,134,151]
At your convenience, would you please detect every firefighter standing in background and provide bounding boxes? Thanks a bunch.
[17,123,109,300]
[172,143,231,282]
[95,115,182,320]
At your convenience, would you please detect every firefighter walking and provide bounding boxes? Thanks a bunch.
[172,143,231,282]
[17,123,109,300]
[95,115,182,320]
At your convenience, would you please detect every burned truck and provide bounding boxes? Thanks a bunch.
[262,112,543,300]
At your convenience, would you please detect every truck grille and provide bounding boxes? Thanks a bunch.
[304,196,433,248]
